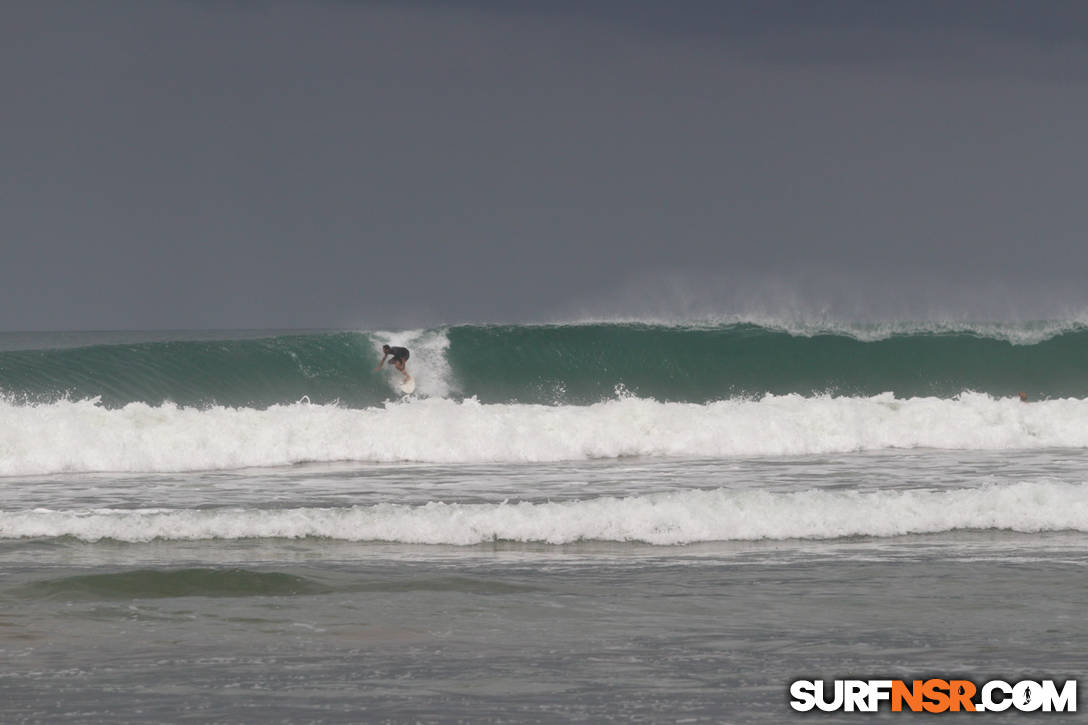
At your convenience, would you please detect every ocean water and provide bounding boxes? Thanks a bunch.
[1,323,1087,723]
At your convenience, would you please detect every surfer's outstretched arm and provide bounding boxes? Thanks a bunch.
[374,353,388,371]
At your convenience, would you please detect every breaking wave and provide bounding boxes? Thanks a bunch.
[1,392,1085,475]
[2,321,1088,407]
[4,481,1085,544]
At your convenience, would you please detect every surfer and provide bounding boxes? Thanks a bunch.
[375,344,411,381]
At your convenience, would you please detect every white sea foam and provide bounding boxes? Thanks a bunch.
[3,481,1086,544]
[0,393,1086,476]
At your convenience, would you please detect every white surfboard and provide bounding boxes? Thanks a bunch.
[398,375,416,394]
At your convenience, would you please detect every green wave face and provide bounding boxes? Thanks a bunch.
[1,323,1085,407]
[447,323,1088,403]
[0,332,387,408]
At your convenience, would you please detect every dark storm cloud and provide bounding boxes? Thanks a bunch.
[3,1,1087,329]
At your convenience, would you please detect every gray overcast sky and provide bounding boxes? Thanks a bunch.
[3,1,1087,330]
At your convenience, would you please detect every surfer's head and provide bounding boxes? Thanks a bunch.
[382,344,391,353]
